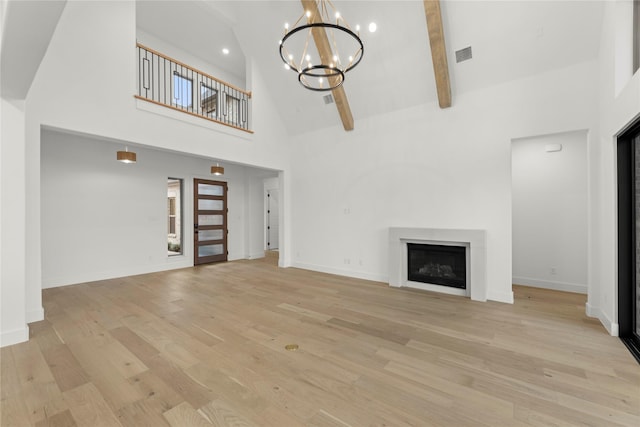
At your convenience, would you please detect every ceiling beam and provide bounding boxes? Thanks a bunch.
[423,0,451,108]
[301,0,355,131]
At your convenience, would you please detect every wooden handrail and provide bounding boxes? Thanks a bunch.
[136,42,252,98]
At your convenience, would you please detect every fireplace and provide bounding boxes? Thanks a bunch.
[388,227,492,302]
[407,243,466,289]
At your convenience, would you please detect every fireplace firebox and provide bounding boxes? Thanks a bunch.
[407,243,466,289]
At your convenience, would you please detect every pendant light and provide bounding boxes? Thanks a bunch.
[211,163,224,176]
[117,147,136,163]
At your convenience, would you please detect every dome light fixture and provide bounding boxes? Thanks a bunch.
[278,0,364,91]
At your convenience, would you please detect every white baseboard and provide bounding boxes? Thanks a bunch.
[585,302,619,336]
[246,251,265,260]
[292,262,386,283]
[0,325,29,348]
[488,290,515,304]
[512,276,587,294]
[26,307,44,323]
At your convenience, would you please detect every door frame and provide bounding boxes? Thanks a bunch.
[617,117,640,363]
[193,178,228,265]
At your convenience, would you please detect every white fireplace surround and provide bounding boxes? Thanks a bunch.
[389,227,487,302]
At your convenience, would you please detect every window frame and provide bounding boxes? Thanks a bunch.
[167,178,183,256]
[200,83,218,118]
[226,93,240,125]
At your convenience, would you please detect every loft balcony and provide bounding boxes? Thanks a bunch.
[135,43,252,133]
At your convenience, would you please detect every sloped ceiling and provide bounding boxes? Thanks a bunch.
[196,0,603,135]
[136,0,246,82]
[1,0,67,100]
[133,1,605,135]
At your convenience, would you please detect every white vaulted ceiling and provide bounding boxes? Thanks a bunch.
[135,0,247,82]
[22,0,605,135]
[1,0,67,100]
[161,0,604,135]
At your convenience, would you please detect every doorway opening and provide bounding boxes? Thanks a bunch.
[511,130,589,294]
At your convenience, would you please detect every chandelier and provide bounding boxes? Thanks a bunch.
[279,0,364,91]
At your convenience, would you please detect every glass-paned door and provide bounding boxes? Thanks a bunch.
[194,179,227,265]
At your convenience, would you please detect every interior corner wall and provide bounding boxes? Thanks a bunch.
[289,59,598,304]
[589,0,640,335]
[0,98,29,347]
[512,131,589,294]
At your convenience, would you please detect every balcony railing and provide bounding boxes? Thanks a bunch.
[135,43,252,133]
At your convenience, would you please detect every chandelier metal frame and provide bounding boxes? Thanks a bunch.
[278,1,364,91]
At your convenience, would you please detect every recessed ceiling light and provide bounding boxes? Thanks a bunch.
[368,22,377,33]
[222,48,229,55]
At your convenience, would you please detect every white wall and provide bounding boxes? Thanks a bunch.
[512,130,589,293]
[0,98,29,347]
[243,172,269,260]
[289,59,598,304]
[40,129,277,288]
[588,0,640,335]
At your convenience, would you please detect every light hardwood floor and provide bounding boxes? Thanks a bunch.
[2,254,639,426]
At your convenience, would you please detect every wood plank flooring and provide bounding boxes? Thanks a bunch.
[2,254,639,426]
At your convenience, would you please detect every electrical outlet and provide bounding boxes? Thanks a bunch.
[550,267,557,275]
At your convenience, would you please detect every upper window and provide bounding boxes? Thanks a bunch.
[173,73,193,108]
[226,94,240,125]
[201,84,217,118]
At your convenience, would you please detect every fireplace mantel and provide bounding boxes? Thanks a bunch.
[389,227,487,302]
